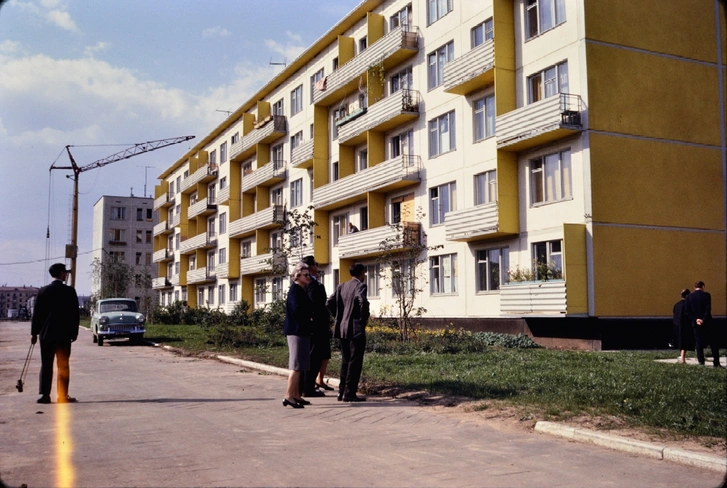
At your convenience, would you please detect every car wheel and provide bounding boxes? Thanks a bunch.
[131,334,144,345]
[97,336,104,346]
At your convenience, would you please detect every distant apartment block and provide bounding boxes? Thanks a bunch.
[0,286,38,318]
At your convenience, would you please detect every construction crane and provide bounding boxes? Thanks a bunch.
[49,136,195,288]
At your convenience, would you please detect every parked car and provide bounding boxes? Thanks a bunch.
[91,298,145,346]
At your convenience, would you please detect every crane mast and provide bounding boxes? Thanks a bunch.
[50,136,195,288]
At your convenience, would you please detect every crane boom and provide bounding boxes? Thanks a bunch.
[49,135,196,288]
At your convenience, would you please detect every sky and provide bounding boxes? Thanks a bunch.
[0,0,361,296]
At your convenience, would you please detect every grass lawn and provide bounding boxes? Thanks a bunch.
[144,323,726,442]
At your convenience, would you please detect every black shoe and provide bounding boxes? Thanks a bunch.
[316,382,335,391]
[295,398,311,405]
[37,395,51,404]
[58,396,77,404]
[342,395,366,402]
[283,398,304,408]
[337,393,343,401]
[303,390,326,397]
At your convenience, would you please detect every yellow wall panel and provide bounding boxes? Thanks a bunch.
[563,223,588,314]
[586,43,721,146]
[592,225,725,317]
[496,151,519,234]
[584,0,717,63]
[589,133,725,230]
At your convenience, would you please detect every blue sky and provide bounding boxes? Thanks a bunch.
[0,0,360,295]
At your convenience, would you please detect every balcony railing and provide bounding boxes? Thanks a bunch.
[240,251,286,275]
[153,192,172,210]
[187,267,216,285]
[152,248,173,263]
[444,203,502,241]
[170,274,180,286]
[179,232,217,254]
[443,39,495,95]
[153,220,172,236]
[171,213,181,227]
[152,277,173,289]
[338,90,420,146]
[217,185,232,206]
[338,222,420,259]
[291,139,314,169]
[188,196,217,219]
[241,160,287,193]
[497,93,584,151]
[312,25,419,106]
[229,205,284,239]
[499,280,567,314]
[181,164,218,194]
[313,155,421,211]
[230,115,287,162]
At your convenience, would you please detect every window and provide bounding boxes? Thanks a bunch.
[530,149,572,204]
[110,206,126,220]
[207,251,215,272]
[207,285,215,305]
[219,213,227,234]
[218,248,226,264]
[242,162,252,177]
[175,204,181,215]
[474,170,497,205]
[209,149,217,166]
[231,132,239,145]
[427,41,454,90]
[526,0,566,40]
[290,178,303,208]
[219,176,227,190]
[476,248,509,292]
[271,187,283,206]
[110,251,125,262]
[533,240,563,279]
[198,287,204,306]
[471,18,494,48]
[428,0,453,25]
[311,68,325,101]
[167,235,174,251]
[220,142,227,164]
[272,98,284,116]
[189,255,196,270]
[136,230,143,243]
[528,61,568,104]
[391,129,414,159]
[218,285,226,305]
[358,36,367,53]
[291,85,303,115]
[146,208,152,220]
[430,182,456,225]
[190,191,198,205]
[390,66,413,95]
[428,111,456,157]
[110,229,124,242]
[430,253,457,294]
[207,217,216,237]
[208,182,216,203]
[270,231,283,251]
[255,278,267,304]
[390,4,412,31]
[290,131,303,161]
[332,108,344,139]
[136,208,143,221]
[473,94,495,141]
[272,144,284,166]
[175,261,180,274]
[229,282,238,302]
[145,252,152,266]
[366,264,380,298]
[332,213,349,246]
[272,277,283,301]
[169,181,175,196]
[357,149,368,172]
[332,57,339,71]
[241,240,252,258]
[392,259,414,297]
[360,206,368,231]
[332,161,339,181]
[135,252,142,265]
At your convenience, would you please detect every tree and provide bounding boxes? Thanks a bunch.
[270,205,320,274]
[90,257,154,313]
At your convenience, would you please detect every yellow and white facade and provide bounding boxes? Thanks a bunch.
[152,0,726,348]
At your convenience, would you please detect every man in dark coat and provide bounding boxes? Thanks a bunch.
[685,281,722,367]
[301,256,331,397]
[327,263,369,402]
[31,263,80,403]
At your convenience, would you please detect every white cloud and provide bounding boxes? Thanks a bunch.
[13,1,80,33]
[202,26,231,39]
[83,41,110,58]
[264,31,307,63]
[46,9,79,32]
[0,40,22,54]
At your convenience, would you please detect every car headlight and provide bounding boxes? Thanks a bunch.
[99,316,109,325]
[137,315,145,324]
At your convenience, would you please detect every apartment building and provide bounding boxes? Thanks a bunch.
[153,0,726,348]
[0,286,38,319]
[92,195,158,312]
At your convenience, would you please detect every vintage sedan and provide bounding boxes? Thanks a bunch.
[91,298,145,346]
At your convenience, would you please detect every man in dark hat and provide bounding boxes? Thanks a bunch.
[31,263,80,403]
[301,256,332,397]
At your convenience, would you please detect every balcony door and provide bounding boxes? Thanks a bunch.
[391,193,414,224]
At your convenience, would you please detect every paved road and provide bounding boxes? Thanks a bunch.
[1,321,724,488]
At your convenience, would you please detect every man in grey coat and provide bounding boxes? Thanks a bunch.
[327,263,369,402]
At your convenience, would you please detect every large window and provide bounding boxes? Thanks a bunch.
[390,4,412,30]
[528,61,568,104]
[471,18,494,48]
[209,149,217,167]
[427,0,453,25]
[310,68,324,102]
[533,240,563,280]
[219,213,227,234]
[218,248,226,265]
[430,182,456,225]
[272,98,284,116]
[473,94,495,142]
[427,41,454,90]
[272,144,284,166]
[430,253,457,294]
[332,213,349,246]
[291,85,303,116]
[474,170,497,205]
[366,264,380,298]
[218,285,226,306]
[229,282,238,302]
[526,0,566,40]
[290,178,303,208]
[241,240,252,259]
[476,248,509,292]
[255,278,267,304]
[220,142,227,164]
[428,111,456,157]
[272,277,284,301]
[530,149,572,205]
[110,206,126,220]
[390,66,412,94]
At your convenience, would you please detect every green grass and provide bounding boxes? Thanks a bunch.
[144,323,727,440]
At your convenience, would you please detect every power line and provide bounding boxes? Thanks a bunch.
[0,248,98,266]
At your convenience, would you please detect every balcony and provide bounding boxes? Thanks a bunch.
[240,252,286,276]
[291,139,314,169]
[499,281,567,314]
[443,39,494,95]
[229,205,284,239]
[313,155,421,211]
[230,115,287,162]
[152,277,172,289]
[153,192,172,210]
[215,262,233,279]
[179,232,217,254]
[188,196,217,219]
[187,267,216,285]
[181,164,218,194]
[153,220,172,236]
[217,185,231,206]
[170,274,180,286]
[497,93,584,151]
[444,203,512,242]
[241,160,287,194]
[338,90,420,146]
[312,25,419,107]
[171,213,181,227]
[153,248,173,263]
[338,222,420,259]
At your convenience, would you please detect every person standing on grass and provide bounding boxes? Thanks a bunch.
[282,262,314,408]
[672,288,692,364]
[31,263,80,404]
[301,256,333,397]
[685,281,722,368]
[327,263,369,402]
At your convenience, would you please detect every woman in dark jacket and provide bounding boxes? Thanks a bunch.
[672,288,692,364]
[282,262,314,408]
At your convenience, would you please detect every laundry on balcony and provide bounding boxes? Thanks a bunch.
[253,114,273,129]
[315,76,327,92]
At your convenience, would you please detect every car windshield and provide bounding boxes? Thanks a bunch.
[99,301,138,313]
